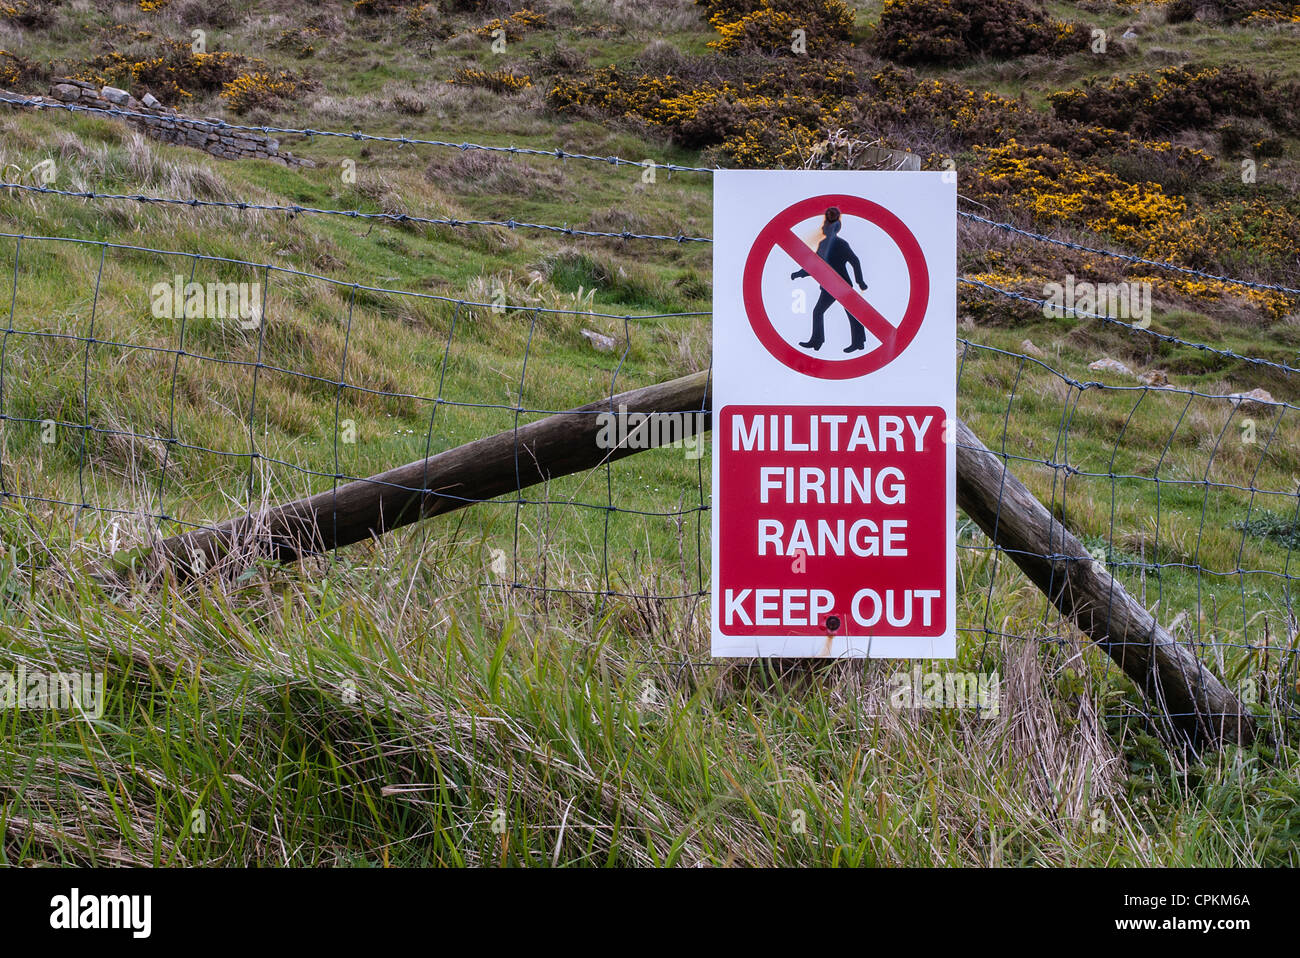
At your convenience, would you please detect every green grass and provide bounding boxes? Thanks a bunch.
[1,0,1299,866]
[2,522,1297,866]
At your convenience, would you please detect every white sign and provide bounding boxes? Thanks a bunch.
[712,170,956,658]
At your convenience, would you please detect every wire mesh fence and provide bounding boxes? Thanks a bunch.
[2,119,1298,748]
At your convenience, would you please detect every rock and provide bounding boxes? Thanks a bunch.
[1138,369,1170,387]
[1228,388,1275,412]
[141,92,161,109]
[581,328,617,352]
[1121,28,1138,39]
[1088,357,1133,376]
[51,84,80,102]
[1019,338,1044,358]
[100,86,129,105]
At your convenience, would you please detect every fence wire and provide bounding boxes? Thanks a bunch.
[2,135,1298,747]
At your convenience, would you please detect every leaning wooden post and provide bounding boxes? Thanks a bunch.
[146,370,713,575]
[954,419,1253,748]
[127,372,1251,747]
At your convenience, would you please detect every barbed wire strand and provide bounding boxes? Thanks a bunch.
[0,180,712,244]
[0,92,716,173]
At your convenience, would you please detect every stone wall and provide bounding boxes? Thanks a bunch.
[3,79,313,168]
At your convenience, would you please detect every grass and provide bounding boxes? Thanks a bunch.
[0,0,1298,866]
[3,521,1296,866]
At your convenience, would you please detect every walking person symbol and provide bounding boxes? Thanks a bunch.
[790,207,869,353]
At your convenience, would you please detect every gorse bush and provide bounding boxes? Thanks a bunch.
[1217,118,1284,159]
[547,59,857,162]
[1048,65,1300,138]
[220,71,305,114]
[1141,197,1300,281]
[697,0,856,54]
[1166,0,1300,22]
[474,8,547,40]
[440,0,515,11]
[852,69,1213,175]
[872,0,1090,64]
[1,0,56,27]
[405,2,454,40]
[872,0,969,62]
[694,0,851,21]
[450,67,533,93]
[353,0,416,15]
[548,58,1220,176]
[965,139,1300,291]
[75,38,251,105]
[0,48,45,89]
[269,27,321,58]
[965,139,1187,245]
[68,34,316,110]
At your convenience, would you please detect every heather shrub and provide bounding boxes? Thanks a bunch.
[872,0,1089,64]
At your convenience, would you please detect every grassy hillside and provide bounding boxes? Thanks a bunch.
[0,0,1298,865]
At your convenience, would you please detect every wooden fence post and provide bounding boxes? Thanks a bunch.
[954,419,1253,747]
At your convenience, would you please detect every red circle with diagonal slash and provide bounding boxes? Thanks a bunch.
[742,193,929,380]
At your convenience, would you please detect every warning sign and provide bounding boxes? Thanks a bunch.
[712,171,956,658]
